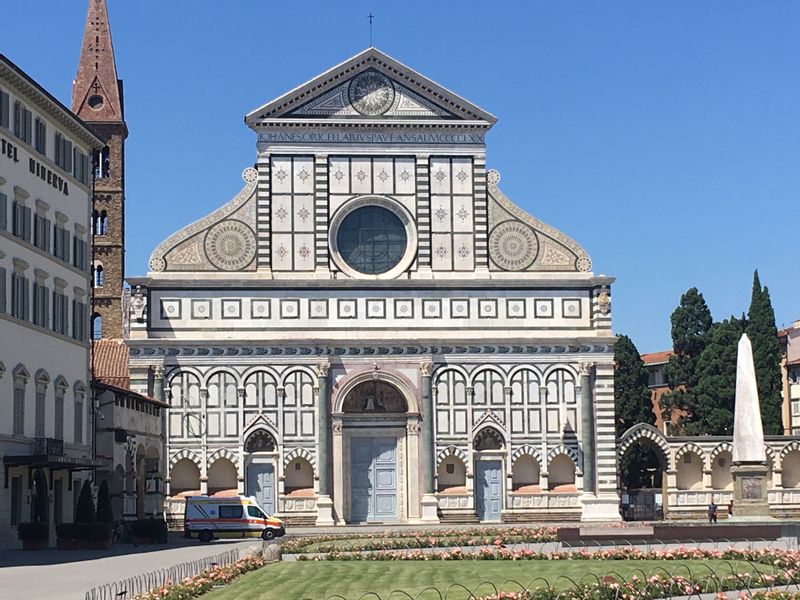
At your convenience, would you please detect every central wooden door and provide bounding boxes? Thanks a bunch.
[247,463,275,516]
[350,437,397,522]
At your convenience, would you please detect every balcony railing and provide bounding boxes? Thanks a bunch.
[32,437,65,456]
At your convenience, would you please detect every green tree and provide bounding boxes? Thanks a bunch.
[614,335,655,435]
[614,335,661,490]
[96,480,114,524]
[75,480,96,523]
[746,270,784,435]
[660,287,713,433]
[687,317,744,435]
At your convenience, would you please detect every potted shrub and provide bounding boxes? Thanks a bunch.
[82,522,113,550]
[131,518,168,544]
[17,522,49,550]
[56,523,84,550]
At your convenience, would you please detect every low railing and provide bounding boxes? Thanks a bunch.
[84,548,240,600]
[32,437,64,456]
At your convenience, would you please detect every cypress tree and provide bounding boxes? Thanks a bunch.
[96,480,114,524]
[688,317,744,435]
[75,480,96,523]
[746,271,784,434]
[614,334,655,435]
[660,287,713,433]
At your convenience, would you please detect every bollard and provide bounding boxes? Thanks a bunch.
[262,541,283,563]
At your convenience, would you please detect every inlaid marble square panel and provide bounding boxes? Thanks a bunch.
[280,299,300,319]
[507,299,526,319]
[478,298,498,319]
[292,157,314,194]
[351,158,372,194]
[309,299,328,319]
[451,158,473,195]
[271,157,292,194]
[366,299,386,319]
[534,298,554,319]
[451,196,474,233]
[373,158,394,195]
[337,299,357,319]
[395,158,415,195]
[429,158,451,194]
[160,299,181,320]
[450,299,470,319]
[422,299,442,319]
[251,299,271,319]
[221,299,242,319]
[394,299,414,319]
[191,299,211,320]
[452,233,474,271]
[562,298,582,319]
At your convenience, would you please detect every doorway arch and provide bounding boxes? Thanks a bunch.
[332,371,420,524]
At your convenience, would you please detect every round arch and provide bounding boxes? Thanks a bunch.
[279,366,318,387]
[675,443,708,469]
[618,423,672,471]
[201,367,241,388]
[333,369,419,414]
[468,365,508,387]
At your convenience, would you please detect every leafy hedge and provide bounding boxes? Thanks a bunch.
[17,522,48,541]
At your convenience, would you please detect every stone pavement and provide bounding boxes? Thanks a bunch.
[0,536,261,600]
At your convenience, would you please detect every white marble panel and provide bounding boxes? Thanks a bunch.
[169,414,183,437]
[301,411,314,436]
[431,233,451,270]
[284,412,296,436]
[395,158,415,195]
[328,158,350,194]
[294,233,315,271]
[351,158,372,194]
[429,158,451,194]
[271,196,293,232]
[528,410,541,433]
[293,157,314,194]
[430,196,451,233]
[373,158,394,194]
[451,158,473,194]
[437,410,449,434]
[271,157,292,193]
[451,196,473,233]
[511,409,524,433]
[546,409,560,433]
[454,410,468,434]
[251,299,271,319]
[271,234,293,270]
[225,412,238,436]
[452,233,474,271]
[294,195,315,233]
[208,413,221,437]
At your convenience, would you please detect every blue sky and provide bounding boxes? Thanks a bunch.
[4,1,799,353]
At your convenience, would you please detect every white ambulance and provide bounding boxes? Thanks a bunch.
[184,496,285,542]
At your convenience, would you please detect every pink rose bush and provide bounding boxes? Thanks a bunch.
[283,526,557,554]
[132,555,265,600]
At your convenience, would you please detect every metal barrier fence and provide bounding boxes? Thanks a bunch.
[84,548,240,600]
[295,560,800,600]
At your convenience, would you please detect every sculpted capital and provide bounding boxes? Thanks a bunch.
[315,361,330,378]
[419,362,434,377]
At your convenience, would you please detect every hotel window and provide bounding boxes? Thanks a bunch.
[54,385,65,441]
[0,88,9,128]
[11,272,29,321]
[73,149,89,185]
[34,118,46,155]
[73,237,88,271]
[0,191,7,230]
[32,281,49,328]
[34,378,47,439]
[54,132,73,172]
[74,387,85,444]
[52,288,68,335]
[0,266,6,314]
[12,201,31,242]
[34,213,51,252]
[13,373,26,436]
[53,223,71,262]
[72,299,87,342]
[13,101,32,144]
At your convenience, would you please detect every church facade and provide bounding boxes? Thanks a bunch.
[127,49,621,524]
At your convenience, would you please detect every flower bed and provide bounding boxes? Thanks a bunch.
[132,555,265,600]
[283,527,557,553]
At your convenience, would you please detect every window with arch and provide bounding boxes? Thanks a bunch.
[54,378,67,441]
[474,427,505,451]
[92,209,109,235]
[93,264,104,287]
[34,369,49,439]
[544,368,578,434]
[13,365,29,436]
[510,369,542,434]
[74,383,85,444]
[434,369,467,436]
[472,369,505,406]
[245,429,277,453]
[282,370,315,438]
[206,371,239,439]
[168,371,201,439]
[93,145,110,179]
[92,313,103,340]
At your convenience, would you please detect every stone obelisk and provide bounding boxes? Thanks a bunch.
[731,333,772,519]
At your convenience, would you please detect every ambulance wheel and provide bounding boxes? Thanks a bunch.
[199,530,213,543]
[261,529,275,541]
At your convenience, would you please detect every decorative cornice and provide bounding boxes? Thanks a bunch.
[129,342,614,359]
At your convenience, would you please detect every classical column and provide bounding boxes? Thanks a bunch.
[579,362,595,495]
[419,361,439,522]
[315,360,334,526]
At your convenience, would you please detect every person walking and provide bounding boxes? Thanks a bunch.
[727,500,734,518]
[708,500,718,523]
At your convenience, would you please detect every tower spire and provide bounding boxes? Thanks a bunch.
[72,0,124,123]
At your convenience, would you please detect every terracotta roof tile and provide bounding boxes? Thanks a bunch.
[641,350,672,365]
[92,339,130,389]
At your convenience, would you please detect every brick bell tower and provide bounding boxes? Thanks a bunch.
[72,0,128,339]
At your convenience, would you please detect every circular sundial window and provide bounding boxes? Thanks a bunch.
[336,205,407,275]
[348,71,395,116]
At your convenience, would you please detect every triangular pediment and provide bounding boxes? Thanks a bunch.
[245,48,496,126]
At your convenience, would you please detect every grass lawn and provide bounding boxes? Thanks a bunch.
[205,559,765,600]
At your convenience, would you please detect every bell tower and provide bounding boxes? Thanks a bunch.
[73,0,128,339]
